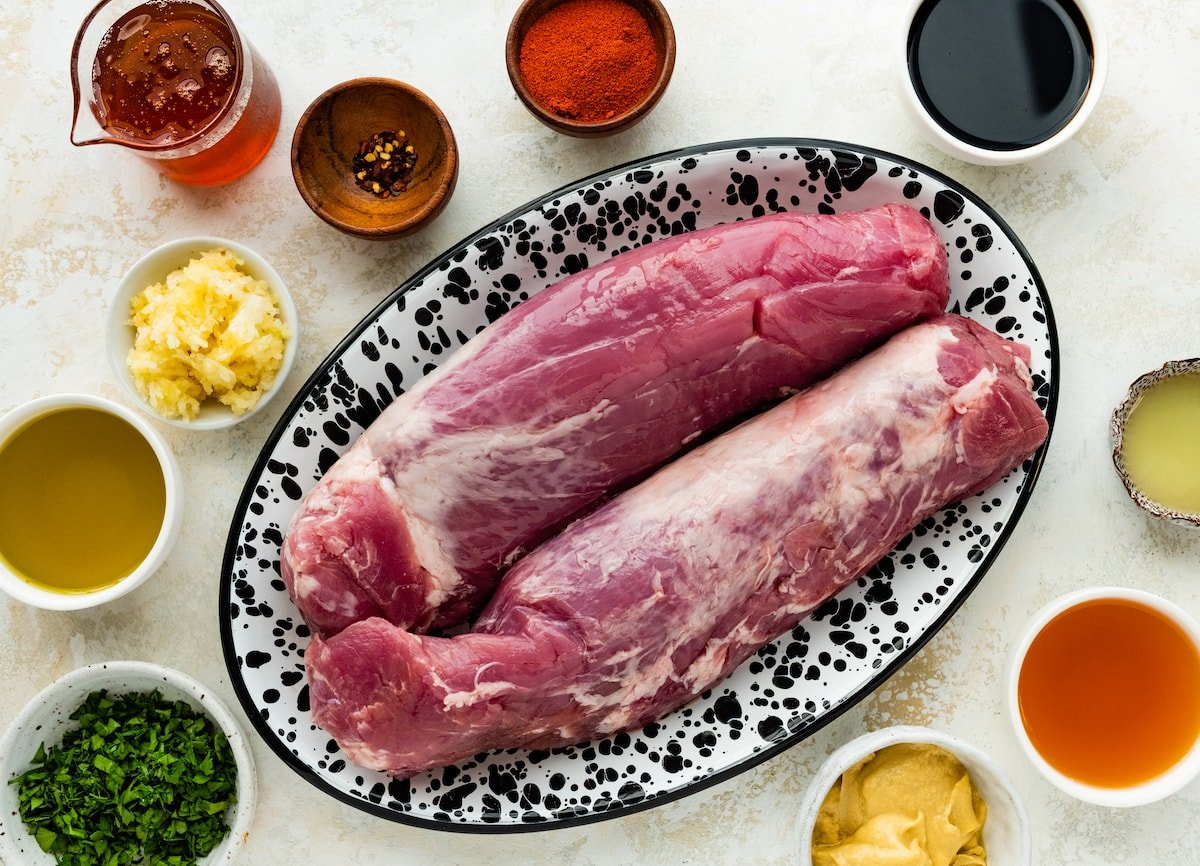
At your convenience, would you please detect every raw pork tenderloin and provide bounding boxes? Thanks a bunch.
[282,205,949,636]
[306,315,1049,777]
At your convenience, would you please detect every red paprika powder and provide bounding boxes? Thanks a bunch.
[518,0,660,123]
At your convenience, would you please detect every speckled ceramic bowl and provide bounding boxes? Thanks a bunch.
[797,726,1032,866]
[1111,359,1200,528]
[0,662,256,865]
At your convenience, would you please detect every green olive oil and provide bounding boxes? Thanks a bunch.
[0,408,166,593]
[1121,373,1200,514]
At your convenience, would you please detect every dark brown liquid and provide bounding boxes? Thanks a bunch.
[92,0,238,144]
[908,0,1093,150]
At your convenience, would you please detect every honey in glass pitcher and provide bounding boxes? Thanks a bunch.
[71,0,281,186]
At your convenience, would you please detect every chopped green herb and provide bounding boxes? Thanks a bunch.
[10,689,238,866]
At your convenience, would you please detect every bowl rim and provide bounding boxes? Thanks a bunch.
[289,76,459,239]
[0,393,183,611]
[1007,586,1200,806]
[0,661,256,866]
[505,0,677,136]
[1110,358,1200,527]
[105,235,300,430]
[896,0,1109,166]
[796,725,1032,866]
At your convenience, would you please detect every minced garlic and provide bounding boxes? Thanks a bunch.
[126,248,290,421]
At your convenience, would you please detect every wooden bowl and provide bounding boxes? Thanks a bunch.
[291,78,458,240]
[506,0,676,138]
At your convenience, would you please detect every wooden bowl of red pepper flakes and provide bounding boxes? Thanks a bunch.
[290,78,458,240]
[507,0,676,137]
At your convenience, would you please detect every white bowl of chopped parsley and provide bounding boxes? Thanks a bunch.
[0,661,256,866]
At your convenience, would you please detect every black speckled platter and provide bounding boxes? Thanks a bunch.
[220,139,1057,832]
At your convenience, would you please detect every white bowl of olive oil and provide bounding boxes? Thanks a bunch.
[1112,359,1200,527]
[0,393,183,609]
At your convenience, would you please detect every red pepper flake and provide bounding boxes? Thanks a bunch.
[352,131,418,198]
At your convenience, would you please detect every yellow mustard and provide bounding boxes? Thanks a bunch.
[1121,372,1200,515]
[812,742,987,866]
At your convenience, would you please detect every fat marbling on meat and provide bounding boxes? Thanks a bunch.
[282,204,950,637]
[306,314,1049,777]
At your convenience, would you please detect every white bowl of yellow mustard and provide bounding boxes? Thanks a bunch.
[798,725,1032,866]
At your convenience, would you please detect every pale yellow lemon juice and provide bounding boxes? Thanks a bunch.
[1121,372,1200,514]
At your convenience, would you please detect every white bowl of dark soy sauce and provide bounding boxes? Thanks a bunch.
[899,0,1107,165]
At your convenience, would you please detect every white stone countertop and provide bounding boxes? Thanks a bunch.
[3,0,1200,863]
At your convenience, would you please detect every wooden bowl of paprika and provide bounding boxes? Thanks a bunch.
[290,78,458,240]
[506,0,676,138]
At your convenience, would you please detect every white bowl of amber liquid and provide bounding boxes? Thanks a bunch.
[1008,587,1200,807]
[0,393,183,610]
[797,725,1031,866]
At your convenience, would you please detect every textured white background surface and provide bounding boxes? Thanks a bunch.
[2,1,1199,863]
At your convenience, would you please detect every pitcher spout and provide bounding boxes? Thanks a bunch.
[68,0,280,184]
[69,99,118,149]
[70,0,119,148]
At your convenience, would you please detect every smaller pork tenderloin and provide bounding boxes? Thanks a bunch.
[306,315,1049,777]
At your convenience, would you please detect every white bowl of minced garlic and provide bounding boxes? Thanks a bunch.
[107,236,299,430]
[798,725,1032,866]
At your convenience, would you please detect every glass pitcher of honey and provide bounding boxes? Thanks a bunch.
[70,0,281,186]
